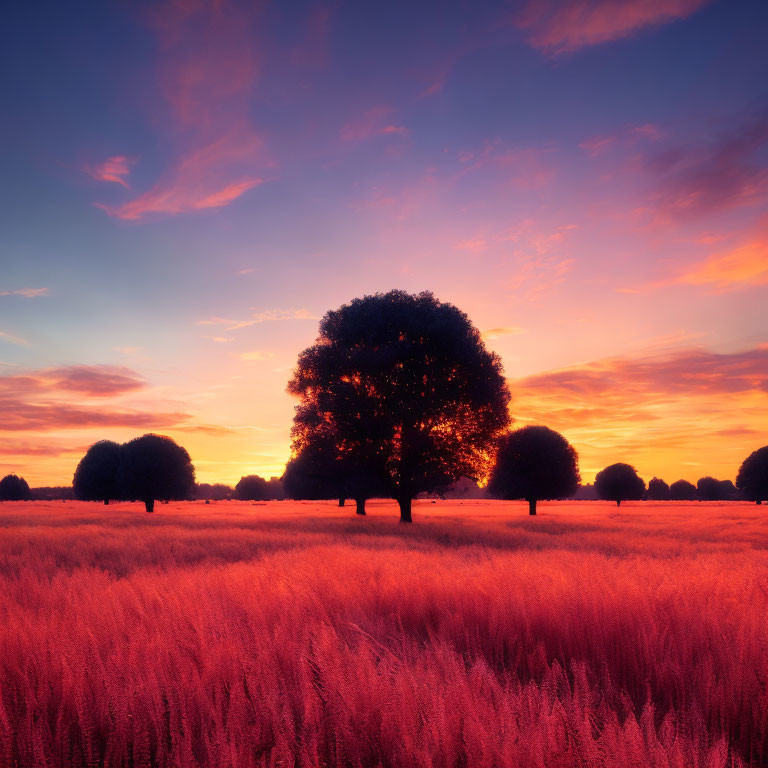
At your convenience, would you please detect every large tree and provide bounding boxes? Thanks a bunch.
[595,463,645,506]
[73,440,123,505]
[288,291,511,522]
[736,446,768,504]
[0,474,32,501]
[488,425,579,515]
[118,434,195,512]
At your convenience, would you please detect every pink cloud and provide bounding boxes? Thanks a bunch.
[341,106,409,142]
[0,288,49,298]
[97,0,268,220]
[0,365,145,398]
[99,128,265,220]
[517,0,712,55]
[86,155,134,187]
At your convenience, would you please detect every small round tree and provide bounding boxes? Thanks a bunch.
[646,477,670,500]
[736,446,768,504]
[288,291,511,522]
[697,476,723,501]
[0,474,32,501]
[488,425,579,515]
[118,434,195,512]
[73,440,123,505]
[669,479,698,500]
[236,475,270,501]
[595,463,645,506]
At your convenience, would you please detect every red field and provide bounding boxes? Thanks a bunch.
[0,499,766,768]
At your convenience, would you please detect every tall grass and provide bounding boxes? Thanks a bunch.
[0,500,766,767]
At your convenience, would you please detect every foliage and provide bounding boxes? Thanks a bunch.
[646,477,670,500]
[0,474,32,501]
[594,463,645,506]
[736,446,768,503]
[669,479,698,501]
[118,434,195,512]
[488,425,579,514]
[288,290,511,521]
[73,440,123,504]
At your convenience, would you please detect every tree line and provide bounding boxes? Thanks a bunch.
[2,291,767,516]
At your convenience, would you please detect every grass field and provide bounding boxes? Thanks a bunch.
[0,499,766,767]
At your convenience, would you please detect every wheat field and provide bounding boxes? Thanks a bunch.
[0,499,766,767]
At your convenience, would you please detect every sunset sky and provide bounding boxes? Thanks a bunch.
[1,0,767,487]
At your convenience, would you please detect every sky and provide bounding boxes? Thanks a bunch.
[1,0,767,487]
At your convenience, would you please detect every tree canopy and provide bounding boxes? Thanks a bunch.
[669,479,698,500]
[0,474,32,501]
[288,290,511,521]
[488,425,579,515]
[736,446,768,504]
[73,440,123,504]
[595,463,645,506]
[118,434,195,512]
[646,477,670,500]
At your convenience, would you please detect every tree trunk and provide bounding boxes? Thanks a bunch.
[355,498,366,516]
[528,499,537,516]
[757,500,762,505]
[104,498,109,505]
[397,497,412,523]
[338,498,346,507]
[144,498,155,513]
[617,500,621,507]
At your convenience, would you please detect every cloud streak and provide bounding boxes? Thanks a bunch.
[517,0,711,55]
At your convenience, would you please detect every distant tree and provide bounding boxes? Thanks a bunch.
[73,440,123,505]
[647,477,670,500]
[718,479,739,501]
[118,434,195,512]
[265,477,285,500]
[595,463,645,506]
[195,483,233,501]
[736,446,768,504]
[697,476,724,501]
[572,483,599,500]
[288,290,511,522]
[669,479,698,501]
[31,486,75,501]
[488,426,580,515]
[283,434,383,515]
[236,475,271,501]
[437,477,487,499]
[0,474,32,501]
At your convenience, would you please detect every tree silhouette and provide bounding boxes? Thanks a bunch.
[646,477,670,500]
[118,434,195,512]
[236,475,272,501]
[488,426,579,515]
[195,483,233,501]
[736,446,768,504]
[73,440,122,505]
[288,291,510,522]
[283,433,383,515]
[669,479,698,500]
[697,476,724,501]
[717,479,739,500]
[0,474,32,501]
[595,463,645,506]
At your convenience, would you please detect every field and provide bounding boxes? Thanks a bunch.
[0,500,766,768]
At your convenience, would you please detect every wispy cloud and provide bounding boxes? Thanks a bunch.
[482,326,526,340]
[517,0,711,55]
[0,288,49,298]
[341,106,409,143]
[0,330,29,347]
[97,0,268,220]
[239,350,277,361]
[85,155,134,188]
[0,365,145,398]
[197,308,318,331]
